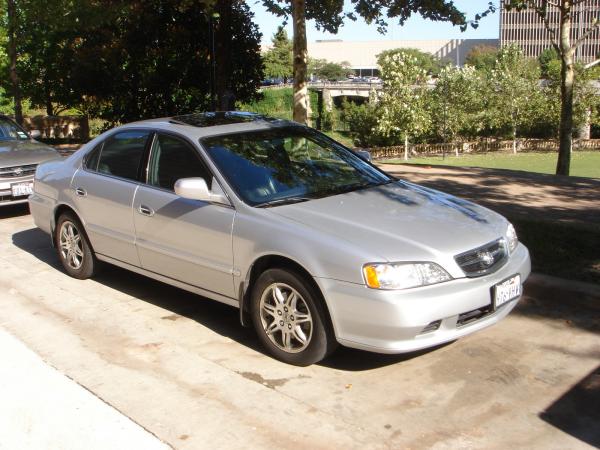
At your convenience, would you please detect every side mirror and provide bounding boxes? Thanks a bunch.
[354,148,372,162]
[174,177,230,206]
[29,130,42,139]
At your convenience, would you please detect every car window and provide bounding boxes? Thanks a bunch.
[147,133,212,191]
[0,117,29,141]
[84,143,102,171]
[97,130,150,181]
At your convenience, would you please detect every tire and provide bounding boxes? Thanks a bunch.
[54,212,96,279]
[251,268,337,366]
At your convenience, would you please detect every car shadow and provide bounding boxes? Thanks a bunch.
[11,226,441,371]
[0,203,30,219]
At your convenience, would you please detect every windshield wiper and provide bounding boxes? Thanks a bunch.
[255,196,313,208]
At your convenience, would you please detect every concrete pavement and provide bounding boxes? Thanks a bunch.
[1,205,599,449]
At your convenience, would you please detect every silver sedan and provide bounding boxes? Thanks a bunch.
[1,115,59,206]
[29,112,531,365]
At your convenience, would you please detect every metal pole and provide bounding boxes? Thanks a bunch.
[209,14,217,111]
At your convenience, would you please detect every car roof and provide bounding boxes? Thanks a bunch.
[120,111,302,139]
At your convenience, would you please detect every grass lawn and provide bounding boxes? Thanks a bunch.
[384,151,600,179]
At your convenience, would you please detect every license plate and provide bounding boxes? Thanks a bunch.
[493,274,521,309]
[11,181,33,197]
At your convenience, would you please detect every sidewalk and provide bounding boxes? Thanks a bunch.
[0,327,170,450]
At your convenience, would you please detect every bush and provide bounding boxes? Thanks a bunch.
[341,101,398,147]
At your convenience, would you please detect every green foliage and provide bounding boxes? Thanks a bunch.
[341,101,391,147]
[237,87,319,123]
[3,0,263,123]
[377,50,431,142]
[310,59,352,81]
[464,44,498,72]
[377,48,447,76]
[487,44,543,141]
[262,26,292,81]
[431,65,485,143]
[0,85,13,114]
[538,47,560,78]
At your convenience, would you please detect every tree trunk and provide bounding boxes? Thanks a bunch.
[557,2,574,176]
[7,0,23,125]
[44,76,54,116]
[512,124,517,154]
[404,135,409,161]
[215,0,234,111]
[291,0,308,124]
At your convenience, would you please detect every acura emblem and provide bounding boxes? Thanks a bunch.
[477,251,495,267]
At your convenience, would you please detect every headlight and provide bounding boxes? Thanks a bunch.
[506,223,518,254]
[363,262,452,290]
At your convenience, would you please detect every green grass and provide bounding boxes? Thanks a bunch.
[384,151,600,179]
[513,219,600,284]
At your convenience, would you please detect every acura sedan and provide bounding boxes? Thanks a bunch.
[1,115,59,206]
[29,112,530,365]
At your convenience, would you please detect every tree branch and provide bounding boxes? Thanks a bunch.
[525,0,560,52]
[573,20,600,50]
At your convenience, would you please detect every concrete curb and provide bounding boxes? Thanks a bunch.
[525,272,600,311]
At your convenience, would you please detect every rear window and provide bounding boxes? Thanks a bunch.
[95,130,150,181]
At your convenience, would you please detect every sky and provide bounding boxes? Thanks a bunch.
[249,0,500,45]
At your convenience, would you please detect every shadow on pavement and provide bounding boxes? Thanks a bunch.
[11,226,439,371]
[0,203,30,220]
[540,364,600,448]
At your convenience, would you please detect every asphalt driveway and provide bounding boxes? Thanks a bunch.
[1,204,599,449]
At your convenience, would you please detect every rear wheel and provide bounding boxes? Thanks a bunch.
[251,268,337,366]
[55,212,96,279]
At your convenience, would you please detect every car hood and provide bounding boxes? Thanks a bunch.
[0,140,59,167]
[270,181,508,262]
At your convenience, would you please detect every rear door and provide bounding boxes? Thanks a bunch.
[132,132,236,298]
[71,129,151,266]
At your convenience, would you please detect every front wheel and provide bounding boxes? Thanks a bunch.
[55,212,96,279]
[251,268,337,366]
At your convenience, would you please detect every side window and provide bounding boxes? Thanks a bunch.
[147,134,212,191]
[84,143,102,171]
[97,130,150,181]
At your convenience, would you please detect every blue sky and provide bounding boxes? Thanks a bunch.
[249,0,500,44]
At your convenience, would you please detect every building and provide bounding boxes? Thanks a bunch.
[500,0,600,63]
[306,39,499,75]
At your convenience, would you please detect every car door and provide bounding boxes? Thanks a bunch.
[71,129,151,266]
[132,132,236,299]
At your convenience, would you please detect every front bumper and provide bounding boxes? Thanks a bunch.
[0,175,34,206]
[315,243,531,354]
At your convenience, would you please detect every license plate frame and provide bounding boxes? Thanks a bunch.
[11,181,33,197]
[492,274,521,310]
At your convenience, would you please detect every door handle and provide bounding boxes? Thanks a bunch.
[138,205,155,217]
[75,187,87,197]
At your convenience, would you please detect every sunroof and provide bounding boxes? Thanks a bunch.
[170,112,279,128]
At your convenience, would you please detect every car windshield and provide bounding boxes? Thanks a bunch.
[0,118,30,141]
[202,127,392,207]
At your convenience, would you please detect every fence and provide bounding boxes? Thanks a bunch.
[22,115,89,141]
[368,139,600,159]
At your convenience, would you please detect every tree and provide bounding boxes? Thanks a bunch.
[432,65,485,154]
[488,44,542,153]
[377,50,431,159]
[504,0,600,175]
[378,48,448,76]
[263,26,293,82]
[6,0,262,124]
[261,0,496,124]
[5,0,22,124]
[312,60,352,81]
[464,44,499,71]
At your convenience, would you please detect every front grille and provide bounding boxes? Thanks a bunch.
[457,304,494,327]
[455,238,508,277]
[0,194,29,203]
[0,164,37,179]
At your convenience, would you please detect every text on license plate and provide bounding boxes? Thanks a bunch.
[11,182,33,197]
[493,274,521,309]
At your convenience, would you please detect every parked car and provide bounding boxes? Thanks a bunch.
[29,112,531,366]
[0,115,59,207]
